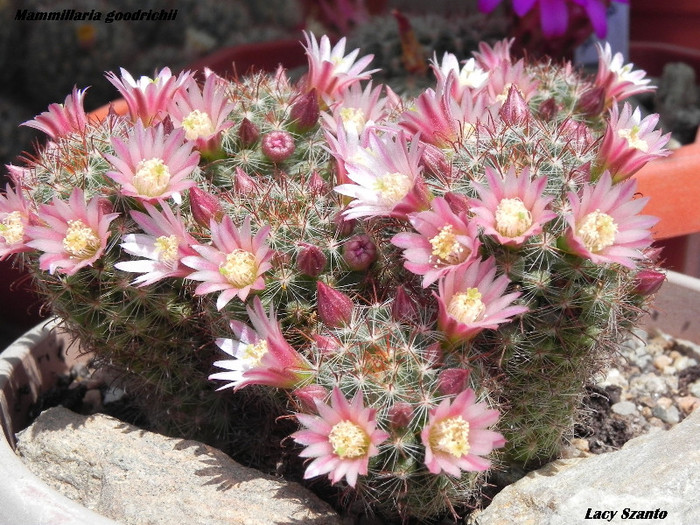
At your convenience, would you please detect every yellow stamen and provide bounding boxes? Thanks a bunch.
[219,249,258,287]
[339,107,366,133]
[430,225,465,264]
[495,198,533,238]
[241,340,268,367]
[328,420,370,459]
[373,172,412,206]
[153,235,179,262]
[447,288,485,324]
[1,211,24,245]
[132,158,171,197]
[62,219,100,259]
[577,210,618,253]
[617,126,649,152]
[181,109,215,141]
[430,416,470,457]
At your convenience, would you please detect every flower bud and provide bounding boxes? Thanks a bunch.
[262,130,295,163]
[538,97,558,121]
[293,384,328,411]
[333,211,356,237]
[633,269,665,296]
[421,144,450,176]
[290,88,320,133]
[297,243,327,277]
[237,118,259,147]
[388,402,413,428]
[317,281,354,327]
[342,234,377,271]
[499,85,530,126]
[391,285,417,321]
[234,167,257,195]
[443,191,470,216]
[313,334,342,353]
[576,86,606,118]
[189,187,224,228]
[437,368,470,396]
[308,171,328,195]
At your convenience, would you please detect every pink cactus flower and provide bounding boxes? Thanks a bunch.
[22,87,90,140]
[104,122,200,204]
[25,187,119,276]
[322,82,390,137]
[399,79,488,148]
[0,184,36,260]
[597,103,671,182]
[431,53,489,100]
[420,388,505,476]
[302,32,378,103]
[470,166,557,247]
[168,75,234,155]
[392,197,481,287]
[473,39,514,70]
[482,59,539,110]
[436,257,527,341]
[115,202,198,286]
[562,171,658,269]
[334,130,430,219]
[209,296,313,391]
[106,67,192,124]
[594,42,654,108]
[181,215,273,310]
[292,387,389,487]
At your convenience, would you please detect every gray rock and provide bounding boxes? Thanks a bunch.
[611,401,637,417]
[472,409,700,525]
[16,407,341,525]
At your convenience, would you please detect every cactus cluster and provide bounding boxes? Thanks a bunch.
[1,33,669,521]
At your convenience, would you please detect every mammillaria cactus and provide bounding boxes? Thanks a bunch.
[1,32,668,521]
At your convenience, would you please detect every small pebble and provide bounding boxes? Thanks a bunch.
[611,401,637,416]
[676,396,700,414]
[597,368,628,389]
[689,380,700,399]
[652,403,680,425]
[653,355,673,370]
[673,355,698,371]
[630,373,668,395]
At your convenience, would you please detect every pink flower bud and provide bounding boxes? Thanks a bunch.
[290,88,320,133]
[317,281,354,327]
[308,171,328,195]
[388,402,413,428]
[342,234,377,271]
[313,334,342,353]
[297,243,327,277]
[391,286,417,321]
[234,167,257,194]
[333,211,356,237]
[293,384,328,411]
[538,97,558,121]
[576,86,606,118]
[421,144,450,176]
[634,269,665,296]
[262,130,295,162]
[238,118,259,147]
[189,187,224,228]
[499,85,530,125]
[443,191,470,216]
[437,368,470,396]
[424,342,443,367]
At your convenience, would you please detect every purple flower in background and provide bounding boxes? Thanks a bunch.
[478,0,628,39]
